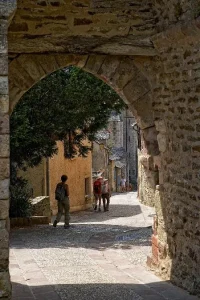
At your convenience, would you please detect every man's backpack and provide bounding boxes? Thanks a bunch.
[102,183,108,194]
[94,181,101,194]
[55,184,66,201]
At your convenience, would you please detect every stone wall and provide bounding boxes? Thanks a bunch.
[154,0,200,31]
[0,1,16,298]
[122,109,138,187]
[32,196,51,222]
[8,0,156,56]
[92,141,109,178]
[149,20,200,295]
[138,152,158,207]
[4,1,200,297]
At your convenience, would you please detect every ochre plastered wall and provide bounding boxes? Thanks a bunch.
[18,160,47,197]
[49,141,92,215]
[19,142,92,216]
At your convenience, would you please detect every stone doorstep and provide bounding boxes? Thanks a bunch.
[10,216,49,228]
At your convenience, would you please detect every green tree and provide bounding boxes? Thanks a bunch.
[11,66,126,169]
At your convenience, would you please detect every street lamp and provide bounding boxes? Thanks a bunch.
[132,122,141,150]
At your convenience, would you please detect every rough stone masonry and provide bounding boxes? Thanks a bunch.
[0,1,16,298]
[1,0,200,298]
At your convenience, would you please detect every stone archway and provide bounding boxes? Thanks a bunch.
[9,54,154,131]
[1,0,200,298]
[9,53,159,223]
[9,54,159,206]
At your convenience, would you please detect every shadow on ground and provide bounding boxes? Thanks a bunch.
[71,204,142,223]
[10,223,152,251]
[12,281,198,300]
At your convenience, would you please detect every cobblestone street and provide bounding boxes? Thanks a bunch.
[10,193,198,300]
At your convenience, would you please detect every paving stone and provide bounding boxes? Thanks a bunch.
[10,193,198,300]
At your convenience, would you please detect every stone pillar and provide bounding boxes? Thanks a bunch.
[138,126,159,206]
[138,152,159,207]
[0,1,16,299]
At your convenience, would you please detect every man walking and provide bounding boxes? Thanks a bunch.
[93,176,102,211]
[53,175,70,229]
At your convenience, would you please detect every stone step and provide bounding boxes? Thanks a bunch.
[10,216,49,228]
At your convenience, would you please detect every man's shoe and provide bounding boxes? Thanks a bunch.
[94,205,97,211]
[98,207,101,212]
[53,220,57,227]
[64,224,70,229]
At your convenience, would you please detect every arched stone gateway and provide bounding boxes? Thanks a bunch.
[1,0,200,298]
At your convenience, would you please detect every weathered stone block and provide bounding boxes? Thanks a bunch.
[0,271,11,298]
[0,200,9,220]
[0,54,8,75]
[74,18,93,26]
[142,126,160,156]
[0,20,7,35]
[0,229,9,249]
[16,55,46,82]
[76,55,88,68]
[0,135,9,157]
[0,180,9,200]
[110,58,136,90]
[158,241,167,259]
[0,34,7,54]
[138,156,158,207]
[84,55,106,75]
[55,54,78,69]
[0,220,6,229]
[0,0,17,18]
[155,119,167,133]
[0,115,9,134]
[98,56,120,83]
[9,22,28,32]
[32,196,51,221]
[8,61,35,91]
[0,76,8,95]
[34,55,59,77]
[139,154,154,170]
[130,93,155,129]
[153,155,161,169]
[0,159,9,180]
[0,95,9,114]
[157,133,167,153]
[123,75,149,103]
[0,249,9,270]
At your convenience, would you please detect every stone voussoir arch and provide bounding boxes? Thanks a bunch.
[9,54,155,133]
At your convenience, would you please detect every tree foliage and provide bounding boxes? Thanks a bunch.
[11,67,126,169]
[9,166,32,218]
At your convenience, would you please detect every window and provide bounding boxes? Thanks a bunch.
[85,177,90,195]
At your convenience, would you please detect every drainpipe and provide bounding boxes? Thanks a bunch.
[46,158,50,196]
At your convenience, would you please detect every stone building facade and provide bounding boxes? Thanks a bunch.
[92,140,109,179]
[95,110,138,191]
[1,0,200,298]
[122,109,138,188]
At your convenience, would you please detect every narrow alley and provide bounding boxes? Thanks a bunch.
[10,193,198,300]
